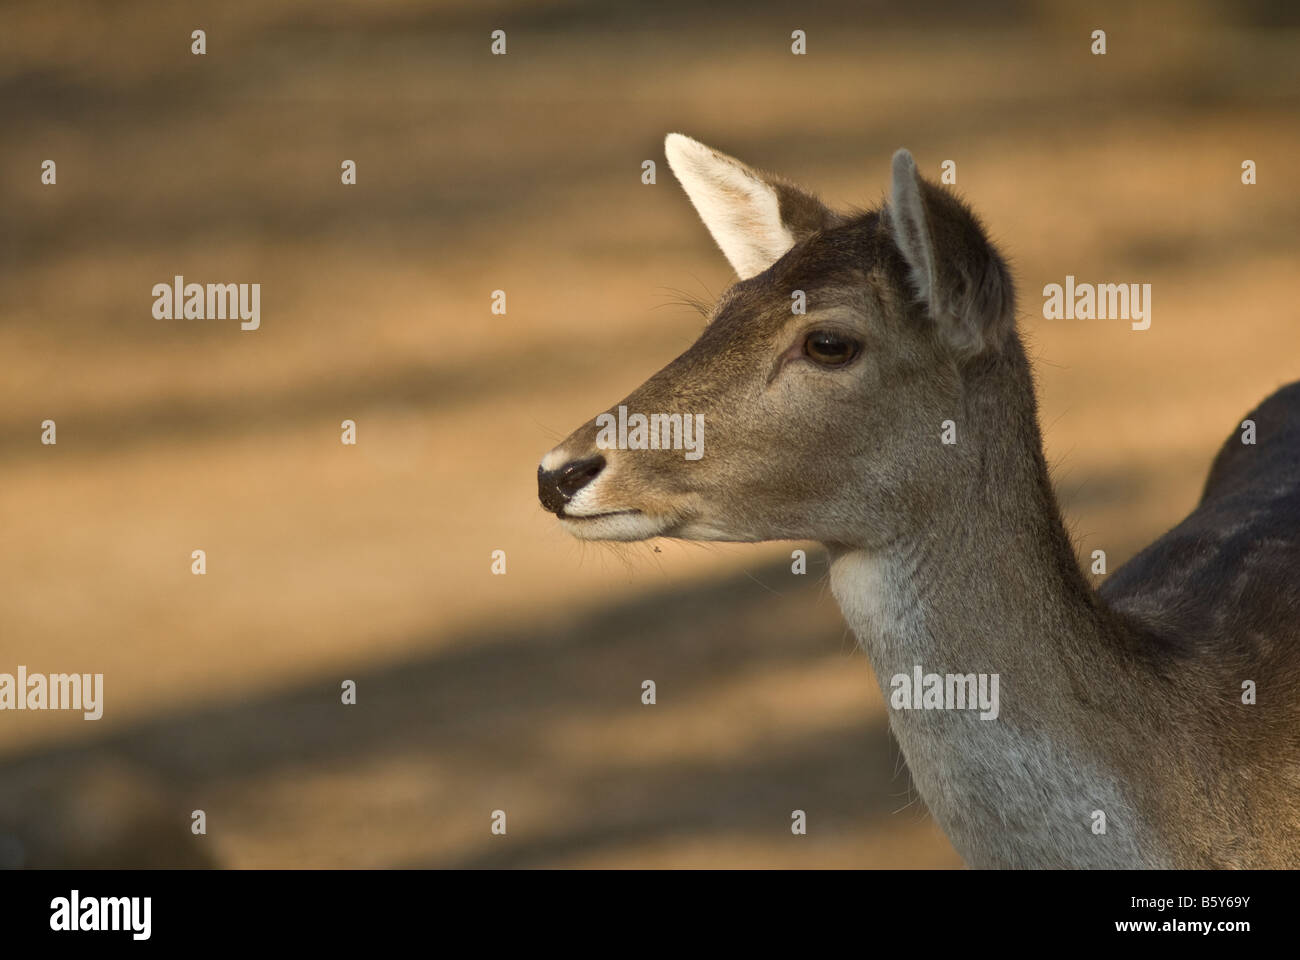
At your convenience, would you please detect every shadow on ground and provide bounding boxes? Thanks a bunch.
[0,554,936,868]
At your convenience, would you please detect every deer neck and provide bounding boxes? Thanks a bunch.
[826,346,1170,867]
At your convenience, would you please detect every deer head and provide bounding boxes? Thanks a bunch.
[538,134,1018,549]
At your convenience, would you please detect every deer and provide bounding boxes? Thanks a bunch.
[537,134,1300,868]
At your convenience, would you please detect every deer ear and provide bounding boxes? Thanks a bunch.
[888,149,1015,358]
[665,133,833,280]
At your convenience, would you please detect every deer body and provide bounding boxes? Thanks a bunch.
[539,135,1300,867]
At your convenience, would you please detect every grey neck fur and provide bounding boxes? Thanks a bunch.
[828,344,1172,868]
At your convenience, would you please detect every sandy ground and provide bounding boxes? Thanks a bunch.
[0,0,1297,866]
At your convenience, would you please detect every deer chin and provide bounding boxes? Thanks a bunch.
[559,508,762,544]
[557,509,672,542]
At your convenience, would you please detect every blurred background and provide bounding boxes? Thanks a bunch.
[0,0,1297,867]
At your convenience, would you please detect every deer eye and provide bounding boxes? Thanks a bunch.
[803,330,861,368]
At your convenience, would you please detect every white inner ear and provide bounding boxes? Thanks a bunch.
[888,148,937,304]
[665,133,795,280]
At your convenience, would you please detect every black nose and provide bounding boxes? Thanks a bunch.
[538,455,606,515]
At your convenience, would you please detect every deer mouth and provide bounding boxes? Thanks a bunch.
[557,508,672,542]
[559,508,641,521]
